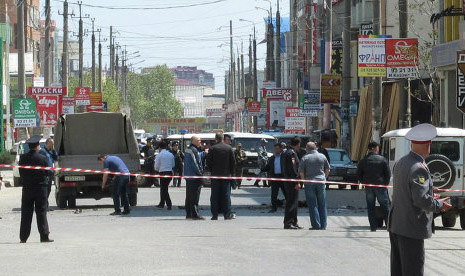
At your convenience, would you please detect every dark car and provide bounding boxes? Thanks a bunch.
[326,148,359,190]
[265,132,311,152]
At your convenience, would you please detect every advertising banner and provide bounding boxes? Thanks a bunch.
[358,35,389,77]
[267,99,292,128]
[27,86,66,96]
[457,50,465,114]
[62,97,75,114]
[13,98,37,128]
[247,101,261,116]
[244,97,254,109]
[385,38,419,79]
[262,88,293,101]
[350,96,359,117]
[34,95,61,127]
[331,40,343,75]
[89,92,103,106]
[285,107,306,134]
[75,87,91,106]
[321,74,341,104]
[300,90,320,116]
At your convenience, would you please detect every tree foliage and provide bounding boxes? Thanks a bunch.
[68,73,121,112]
[127,65,183,127]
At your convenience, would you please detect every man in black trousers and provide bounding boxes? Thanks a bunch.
[282,136,302,229]
[207,133,236,220]
[19,136,53,243]
[263,143,287,213]
[184,136,205,220]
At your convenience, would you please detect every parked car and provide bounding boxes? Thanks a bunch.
[326,148,359,190]
[12,138,47,187]
[265,132,311,152]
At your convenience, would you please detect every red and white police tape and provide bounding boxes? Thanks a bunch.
[2,164,464,193]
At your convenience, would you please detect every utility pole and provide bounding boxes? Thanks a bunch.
[122,46,127,102]
[253,27,258,133]
[91,18,96,92]
[17,0,26,98]
[248,35,253,97]
[44,0,51,86]
[115,44,120,90]
[399,0,410,127]
[229,20,235,103]
[266,15,274,81]
[110,26,114,80]
[372,0,382,140]
[322,0,333,130]
[72,1,89,87]
[275,0,281,87]
[237,50,241,98]
[98,29,104,92]
[290,0,298,104]
[59,0,72,89]
[241,41,245,99]
[341,0,351,150]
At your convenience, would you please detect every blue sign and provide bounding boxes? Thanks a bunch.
[179,129,188,135]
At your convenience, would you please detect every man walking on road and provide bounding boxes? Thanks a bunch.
[171,142,184,187]
[19,136,53,243]
[233,143,246,189]
[299,142,330,230]
[357,141,391,232]
[155,141,175,210]
[388,124,452,276]
[184,136,205,220]
[254,139,269,187]
[39,138,58,209]
[98,154,131,215]
[282,136,302,229]
[263,143,287,212]
[207,133,236,220]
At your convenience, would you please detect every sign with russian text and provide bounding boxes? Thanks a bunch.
[247,101,261,116]
[13,98,37,128]
[27,86,66,95]
[262,88,293,100]
[358,35,389,77]
[457,50,465,114]
[62,97,75,114]
[321,74,341,104]
[360,23,374,36]
[299,90,320,116]
[75,87,91,106]
[385,38,419,79]
[35,95,61,127]
[89,92,103,106]
[285,107,306,134]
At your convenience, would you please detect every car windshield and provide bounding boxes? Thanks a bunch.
[328,150,351,165]
[20,142,46,154]
[233,138,274,152]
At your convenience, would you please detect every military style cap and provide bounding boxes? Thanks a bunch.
[405,123,437,144]
[25,135,42,144]
[260,138,268,143]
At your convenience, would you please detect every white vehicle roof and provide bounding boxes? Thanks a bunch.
[224,132,275,140]
[382,127,465,138]
[134,129,145,134]
[167,133,217,140]
[18,138,48,144]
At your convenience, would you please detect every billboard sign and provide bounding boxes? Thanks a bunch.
[262,88,293,101]
[358,35,389,77]
[321,74,341,104]
[27,86,66,95]
[62,96,75,114]
[247,101,261,116]
[457,50,465,114]
[35,95,61,127]
[285,107,306,134]
[385,38,419,79]
[299,90,320,117]
[13,98,37,128]
[75,87,91,106]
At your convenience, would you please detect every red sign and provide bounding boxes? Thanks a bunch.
[86,105,104,112]
[285,107,301,117]
[75,87,91,106]
[27,87,66,95]
[62,97,75,106]
[385,38,419,79]
[34,95,61,127]
[262,88,293,99]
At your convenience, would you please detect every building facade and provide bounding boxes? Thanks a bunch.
[171,66,215,89]
[174,78,206,118]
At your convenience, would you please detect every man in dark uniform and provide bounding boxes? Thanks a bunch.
[171,142,184,187]
[357,141,391,232]
[141,138,156,187]
[19,136,53,243]
[282,136,302,229]
[207,133,236,220]
[263,143,287,212]
[39,138,58,209]
[233,143,246,189]
[388,124,452,276]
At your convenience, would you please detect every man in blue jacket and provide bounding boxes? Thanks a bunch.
[184,136,205,220]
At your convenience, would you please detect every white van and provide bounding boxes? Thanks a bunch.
[225,132,276,175]
[382,127,465,229]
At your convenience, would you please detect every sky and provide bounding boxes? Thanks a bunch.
[48,0,291,92]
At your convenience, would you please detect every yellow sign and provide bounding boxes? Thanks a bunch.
[358,67,386,77]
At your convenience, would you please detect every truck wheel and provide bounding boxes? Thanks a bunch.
[67,196,76,209]
[441,213,457,228]
[425,154,456,190]
[13,176,21,187]
[460,210,465,230]
[56,192,67,209]
[129,193,137,206]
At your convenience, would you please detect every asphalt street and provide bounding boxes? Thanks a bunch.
[0,171,464,276]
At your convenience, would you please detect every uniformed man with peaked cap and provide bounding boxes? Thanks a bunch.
[19,135,53,243]
[388,124,451,275]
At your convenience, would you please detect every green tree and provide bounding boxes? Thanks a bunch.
[68,73,121,112]
[127,65,183,127]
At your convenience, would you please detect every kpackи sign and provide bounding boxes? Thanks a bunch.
[27,86,66,95]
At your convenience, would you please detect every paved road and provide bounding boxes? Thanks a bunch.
[0,173,464,275]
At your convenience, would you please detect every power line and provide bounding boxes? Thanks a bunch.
[52,0,227,10]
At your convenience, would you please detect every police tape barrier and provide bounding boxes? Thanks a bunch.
[2,164,464,193]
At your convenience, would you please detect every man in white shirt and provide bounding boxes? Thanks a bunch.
[154,141,175,210]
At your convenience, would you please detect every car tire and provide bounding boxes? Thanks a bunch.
[129,193,137,206]
[67,196,76,209]
[460,210,465,230]
[56,191,67,209]
[441,213,457,228]
[13,176,21,187]
[425,154,456,190]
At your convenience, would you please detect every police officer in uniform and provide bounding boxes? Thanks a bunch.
[388,124,451,276]
[282,136,302,229]
[19,136,53,243]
